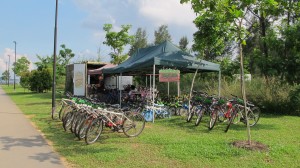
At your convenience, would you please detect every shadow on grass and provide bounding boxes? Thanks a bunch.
[5,91,54,100]
[155,116,277,134]
[20,102,52,106]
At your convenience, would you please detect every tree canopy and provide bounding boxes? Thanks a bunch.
[12,56,30,76]
[154,25,172,45]
[103,24,134,64]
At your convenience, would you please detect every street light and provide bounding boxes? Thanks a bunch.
[13,41,17,91]
[6,61,8,85]
[7,55,10,87]
[52,0,58,119]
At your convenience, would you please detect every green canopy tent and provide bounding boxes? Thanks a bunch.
[103,41,220,75]
[102,41,221,120]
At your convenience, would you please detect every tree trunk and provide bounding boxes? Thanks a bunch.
[188,68,199,114]
[260,14,268,78]
[239,41,251,146]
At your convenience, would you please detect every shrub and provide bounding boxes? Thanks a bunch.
[29,69,52,93]
[288,85,300,116]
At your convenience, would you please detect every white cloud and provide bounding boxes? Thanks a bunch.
[73,0,196,30]
[0,48,34,74]
[135,0,196,28]
[71,0,197,57]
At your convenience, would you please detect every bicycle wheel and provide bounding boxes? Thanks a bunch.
[224,111,237,132]
[74,114,86,138]
[178,106,188,117]
[63,112,74,132]
[77,117,93,140]
[208,110,217,130]
[85,118,103,145]
[195,108,204,126]
[59,105,73,121]
[246,107,260,126]
[168,106,177,116]
[186,106,195,122]
[123,113,145,137]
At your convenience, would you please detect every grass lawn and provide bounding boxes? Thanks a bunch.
[2,85,300,168]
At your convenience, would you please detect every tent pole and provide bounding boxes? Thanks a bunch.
[150,75,152,94]
[177,81,180,97]
[218,70,221,98]
[153,64,155,123]
[167,82,169,97]
[119,73,122,108]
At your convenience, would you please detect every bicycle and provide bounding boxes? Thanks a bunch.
[223,95,260,132]
[85,108,145,144]
[142,104,171,122]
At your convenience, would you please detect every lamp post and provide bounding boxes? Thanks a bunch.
[6,61,8,85]
[52,0,58,119]
[7,55,10,87]
[13,41,17,91]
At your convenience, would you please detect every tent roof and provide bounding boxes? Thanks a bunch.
[87,64,116,75]
[102,41,220,75]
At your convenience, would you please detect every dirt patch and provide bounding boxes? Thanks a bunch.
[232,140,269,152]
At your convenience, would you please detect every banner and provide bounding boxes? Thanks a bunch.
[159,69,180,82]
[73,64,86,96]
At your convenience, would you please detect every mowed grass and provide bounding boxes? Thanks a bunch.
[2,85,300,168]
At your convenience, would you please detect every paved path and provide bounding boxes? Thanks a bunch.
[0,87,66,168]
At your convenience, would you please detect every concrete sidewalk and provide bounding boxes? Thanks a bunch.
[0,87,66,168]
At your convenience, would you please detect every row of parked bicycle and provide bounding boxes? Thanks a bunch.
[156,91,260,132]
[54,93,146,145]
[54,91,260,144]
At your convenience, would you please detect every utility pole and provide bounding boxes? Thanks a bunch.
[52,0,58,119]
[6,61,8,85]
[13,41,17,91]
[7,55,10,86]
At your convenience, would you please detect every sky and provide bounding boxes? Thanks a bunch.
[0,0,197,75]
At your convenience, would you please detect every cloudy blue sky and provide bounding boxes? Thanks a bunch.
[0,0,197,74]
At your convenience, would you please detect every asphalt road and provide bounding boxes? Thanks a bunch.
[0,87,66,168]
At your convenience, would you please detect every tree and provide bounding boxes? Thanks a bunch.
[20,71,31,90]
[181,0,257,147]
[57,44,75,76]
[179,36,189,51]
[29,69,52,93]
[1,70,9,84]
[12,56,30,76]
[59,44,75,66]
[128,28,148,56]
[103,24,134,64]
[35,55,53,71]
[154,25,172,45]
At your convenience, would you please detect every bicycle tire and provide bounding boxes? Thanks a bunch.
[74,114,86,138]
[168,106,177,116]
[208,110,217,130]
[224,111,237,132]
[177,106,187,116]
[123,113,145,137]
[246,107,260,126]
[186,106,195,122]
[70,112,80,133]
[85,118,103,145]
[59,105,72,121]
[195,108,204,126]
[63,112,74,132]
[78,117,94,140]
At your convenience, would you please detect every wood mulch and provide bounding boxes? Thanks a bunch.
[232,140,269,152]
